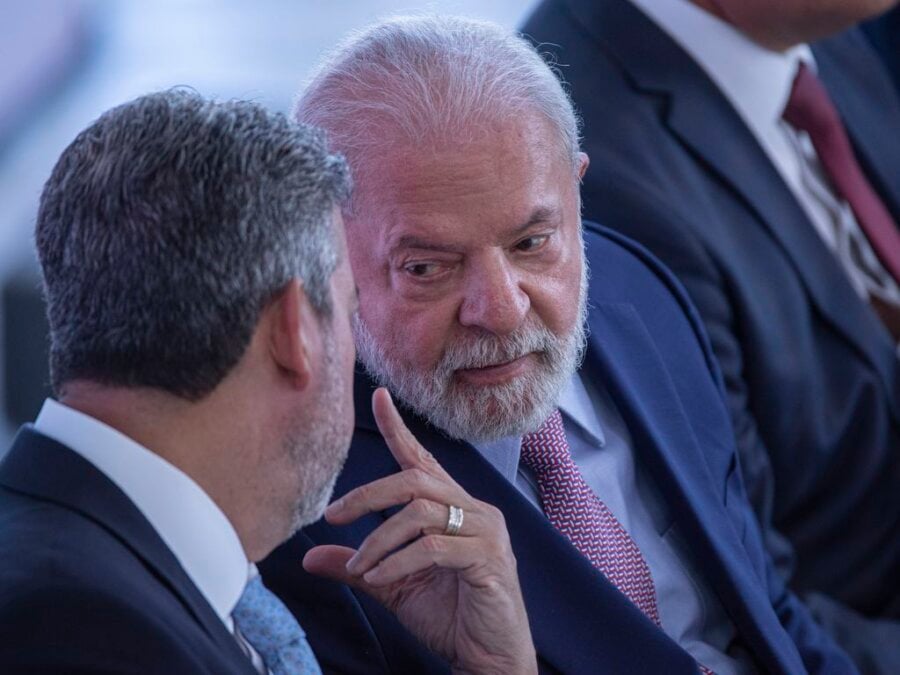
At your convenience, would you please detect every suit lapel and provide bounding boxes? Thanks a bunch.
[814,30,900,219]
[565,0,900,417]
[585,302,804,674]
[351,371,697,674]
[0,428,255,671]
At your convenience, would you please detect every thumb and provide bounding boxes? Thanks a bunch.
[302,545,391,603]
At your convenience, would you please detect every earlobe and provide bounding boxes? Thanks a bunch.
[270,278,313,390]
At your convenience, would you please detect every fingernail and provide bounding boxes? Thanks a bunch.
[363,567,380,584]
[346,552,360,573]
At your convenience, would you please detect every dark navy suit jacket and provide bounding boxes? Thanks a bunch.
[522,1,900,669]
[864,8,900,95]
[262,223,856,674]
[0,429,259,674]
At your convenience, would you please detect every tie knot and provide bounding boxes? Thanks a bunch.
[520,409,572,470]
[783,62,842,140]
[233,576,300,651]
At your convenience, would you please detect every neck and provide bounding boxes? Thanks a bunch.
[60,380,283,561]
[688,0,798,52]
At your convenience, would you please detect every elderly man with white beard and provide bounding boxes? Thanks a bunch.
[260,15,858,675]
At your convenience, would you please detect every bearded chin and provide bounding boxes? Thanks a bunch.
[353,277,588,443]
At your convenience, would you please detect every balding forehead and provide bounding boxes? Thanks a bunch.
[340,109,578,221]
[294,15,581,206]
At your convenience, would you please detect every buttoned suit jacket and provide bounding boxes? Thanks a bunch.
[261,223,856,674]
[521,0,900,665]
[0,429,260,674]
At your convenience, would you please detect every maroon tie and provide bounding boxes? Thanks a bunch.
[521,411,716,674]
[520,410,661,623]
[783,63,900,284]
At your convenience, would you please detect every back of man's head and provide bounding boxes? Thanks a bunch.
[36,90,350,399]
[295,15,581,214]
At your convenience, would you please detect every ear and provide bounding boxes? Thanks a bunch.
[268,278,318,390]
[577,152,590,180]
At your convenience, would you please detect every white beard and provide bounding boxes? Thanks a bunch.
[354,259,589,442]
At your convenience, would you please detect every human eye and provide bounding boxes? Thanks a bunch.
[402,261,445,278]
[513,234,550,253]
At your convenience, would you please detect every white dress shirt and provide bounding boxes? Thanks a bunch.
[34,398,265,672]
[476,375,753,674]
[628,0,900,312]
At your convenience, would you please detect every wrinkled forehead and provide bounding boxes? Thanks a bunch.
[345,111,576,226]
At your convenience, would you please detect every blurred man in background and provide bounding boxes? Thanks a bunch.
[262,15,857,674]
[864,6,900,94]
[0,90,536,674]
[521,0,900,671]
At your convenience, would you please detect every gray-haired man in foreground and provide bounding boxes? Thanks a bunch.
[0,90,536,674]
[261,15,858,674]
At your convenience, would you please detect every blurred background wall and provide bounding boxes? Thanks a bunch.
[0,0,539,451]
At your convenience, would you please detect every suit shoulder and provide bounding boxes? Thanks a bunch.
[583,220,705,326]
[0,575,211,672]
[0,487,141,579]
[584,220,687,287]
[0,490,185,631]
[582,221,725,390]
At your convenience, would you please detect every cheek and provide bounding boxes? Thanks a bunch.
[529,257,583,335]
[362,294,460,369]
[341,328,356,375]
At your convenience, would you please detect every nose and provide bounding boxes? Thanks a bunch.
[458,250,530,335]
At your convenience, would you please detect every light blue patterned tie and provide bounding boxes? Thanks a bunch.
[232,575,322,675]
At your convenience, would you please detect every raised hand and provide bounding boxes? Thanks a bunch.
[303,388,537,675]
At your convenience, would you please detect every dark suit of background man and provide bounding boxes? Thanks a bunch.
[864,7,900,94]
[521,0,900,671]
[261,15,858,674]
[0,90,537,674]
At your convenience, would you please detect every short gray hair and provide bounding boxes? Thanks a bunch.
[36,89,350,399]
[295,15,581,213]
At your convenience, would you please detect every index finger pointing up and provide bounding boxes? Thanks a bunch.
[372,387,449,480]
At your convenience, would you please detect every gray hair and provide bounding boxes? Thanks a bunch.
[36,89,350,399]
[295,14,581,213]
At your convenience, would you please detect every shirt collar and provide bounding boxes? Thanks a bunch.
[34,398,251,624]
[559,371,606,447]
[628,0,815,138]
[474,374,606,484]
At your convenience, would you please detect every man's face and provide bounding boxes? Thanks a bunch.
[286,212,357,531]
[349,113,588,442]
[697,0,898,49]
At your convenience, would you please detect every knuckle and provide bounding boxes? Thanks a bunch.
[420,534,445,555]
[480,502,506,527]
[403,468,428,492]
[409,498,433,519]
[354,483,373,503]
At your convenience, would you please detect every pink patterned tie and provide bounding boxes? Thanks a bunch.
[519,409,661,624]
[520,411,716,675]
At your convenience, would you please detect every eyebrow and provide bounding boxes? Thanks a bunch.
[388,206,559,254]
[515,206,557,233]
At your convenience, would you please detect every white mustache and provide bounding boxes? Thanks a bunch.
[438,325,558,373]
